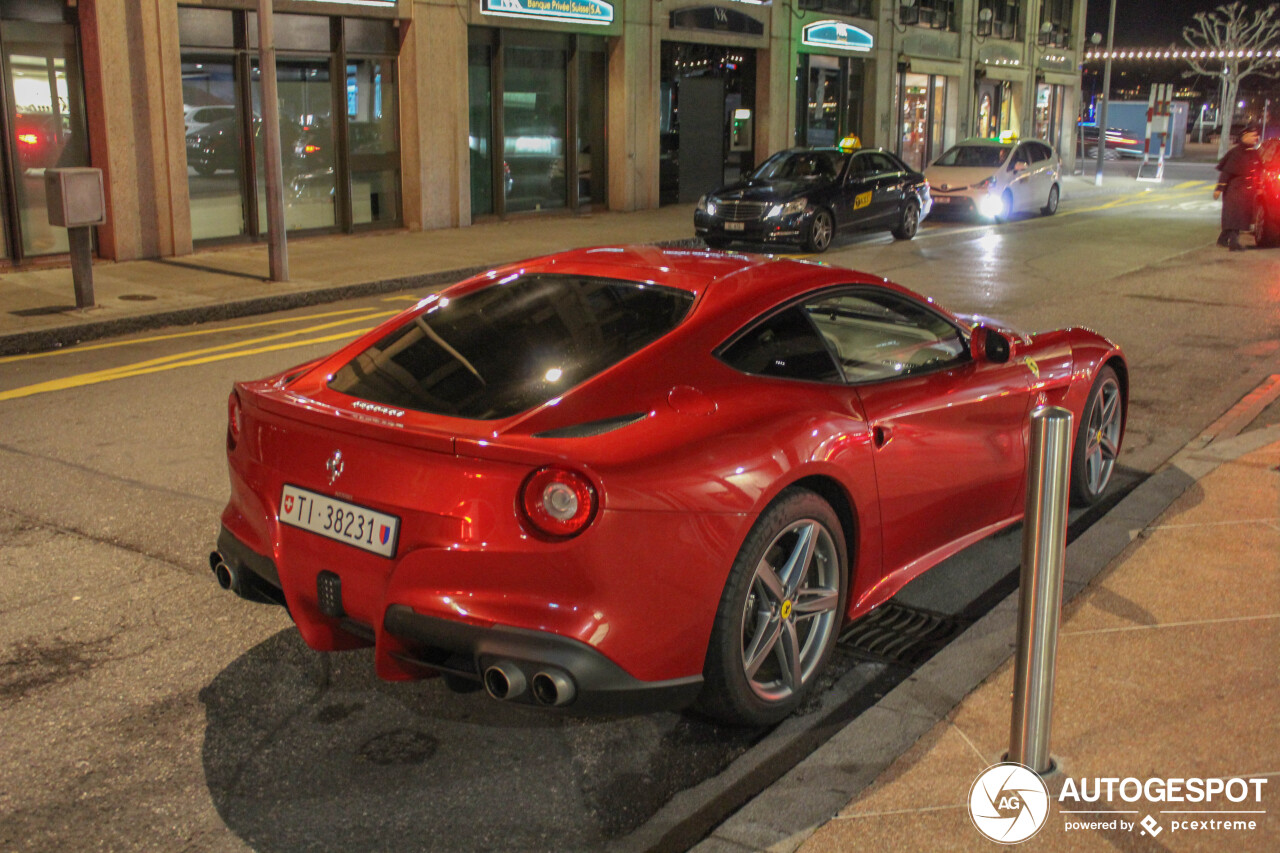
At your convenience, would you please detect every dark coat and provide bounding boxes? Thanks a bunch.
[1217,143,1262,231]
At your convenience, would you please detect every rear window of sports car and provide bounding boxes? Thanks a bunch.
[328,273,694,420]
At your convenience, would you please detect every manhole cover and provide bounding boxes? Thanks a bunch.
[118,294,158,301]
[839,602,970,668]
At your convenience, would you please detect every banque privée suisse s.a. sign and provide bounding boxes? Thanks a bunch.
[481,0,615,25]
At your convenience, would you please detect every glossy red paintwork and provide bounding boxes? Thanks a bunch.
[220,246,1126,688]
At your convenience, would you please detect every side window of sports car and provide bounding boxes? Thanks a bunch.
[719,307,843,383]
[804,290,968,384]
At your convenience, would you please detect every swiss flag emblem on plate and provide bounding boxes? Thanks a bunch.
[284,495,294,514]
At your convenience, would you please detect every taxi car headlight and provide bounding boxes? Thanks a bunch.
[978,194,1005,218]
[698,195,717,216]
[767,199,808,218]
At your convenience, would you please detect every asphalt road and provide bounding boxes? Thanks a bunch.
[1,166,1277,852]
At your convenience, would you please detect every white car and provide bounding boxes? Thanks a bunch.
[925,138,1061,221]
[184,104,236,137]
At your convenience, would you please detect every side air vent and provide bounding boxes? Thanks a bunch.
[533,412,648,439]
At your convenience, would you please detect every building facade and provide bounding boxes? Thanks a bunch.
[0,0,1087,266]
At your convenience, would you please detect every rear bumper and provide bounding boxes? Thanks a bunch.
[213,524,705,714]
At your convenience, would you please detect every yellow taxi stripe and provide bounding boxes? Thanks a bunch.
[0,328,370,402]
[0,307,382,365]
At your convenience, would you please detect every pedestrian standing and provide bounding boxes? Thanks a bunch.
[1214,124,1262,251]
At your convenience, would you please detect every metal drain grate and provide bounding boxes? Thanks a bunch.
[838,602,971,668]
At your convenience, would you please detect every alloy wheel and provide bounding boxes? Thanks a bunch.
[738,519,841,702]
[1083,376,1122,496]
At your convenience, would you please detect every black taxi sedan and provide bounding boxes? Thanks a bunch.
[695,147,931,253]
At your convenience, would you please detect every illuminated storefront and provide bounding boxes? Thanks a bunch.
[795,20,873,148]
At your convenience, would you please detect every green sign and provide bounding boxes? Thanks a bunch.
[802,20,874,52]
[481,0,614,25]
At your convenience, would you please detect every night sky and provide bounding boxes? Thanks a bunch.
[1084,1,1259,47]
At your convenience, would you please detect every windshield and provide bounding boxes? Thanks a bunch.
[329,274,694,420]
[932,145,1010,168]
[750,150,846,182]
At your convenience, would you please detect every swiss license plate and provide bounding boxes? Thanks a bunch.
[933,195,950,203]
[724,221,745,231]
[279,484,400,558]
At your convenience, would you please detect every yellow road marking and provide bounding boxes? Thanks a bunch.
[0,312,396,402]
[1173,180,1210,190]
[0,328,371,402]
[381,295,424,302]
[0,307,380,365]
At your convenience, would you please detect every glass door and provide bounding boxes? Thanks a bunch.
[1,19,89,260]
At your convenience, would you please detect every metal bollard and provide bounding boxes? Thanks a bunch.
[1009,405,1073,774]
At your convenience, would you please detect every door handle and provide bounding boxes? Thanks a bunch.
[873,424,893,448]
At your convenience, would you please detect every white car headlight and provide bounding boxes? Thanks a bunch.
[766,199,807,218]
[978,194,1005,218]
[698,195,718,215]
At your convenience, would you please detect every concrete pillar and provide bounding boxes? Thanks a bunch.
[80,0,191,260]
[401,1,469,230]
[757,4,793,157]
[607,4,659,212]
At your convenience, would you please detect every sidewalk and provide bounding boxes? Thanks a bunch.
[0,161,1194,357]
[696,425,1280,852]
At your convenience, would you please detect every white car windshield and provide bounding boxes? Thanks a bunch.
[933,145,1010,168]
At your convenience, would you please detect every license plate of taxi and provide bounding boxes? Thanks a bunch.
[724,222,745,231]
[933,195,950,203]
[279,484,400,557]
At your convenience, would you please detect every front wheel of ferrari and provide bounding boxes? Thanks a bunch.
[697,488,847,727]
[1070,365,1125,506]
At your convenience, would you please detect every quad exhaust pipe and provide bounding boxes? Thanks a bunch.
[483,661,577,706]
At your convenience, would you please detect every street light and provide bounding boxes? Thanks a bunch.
[1094,0,1117,186]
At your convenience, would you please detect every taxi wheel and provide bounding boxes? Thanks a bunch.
[804,209,834,253]
[892,201,920,240]
[1041,184,1060,216]
[697,488,847,727]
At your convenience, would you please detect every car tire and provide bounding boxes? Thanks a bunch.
[704,237,732,250]
[192,160,217,177]
[804,209,834,253]
[994,191,1014,223]
[696,488,848,727]
[1070,365,1124,507]
[891,201,920,240]
[1254,199,1280,248]
[1041,184,1060,216]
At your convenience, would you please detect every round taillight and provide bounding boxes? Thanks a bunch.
[520,467,598,538]
[227,390,243,448]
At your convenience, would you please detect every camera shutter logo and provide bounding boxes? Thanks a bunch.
[969,763,1051,844]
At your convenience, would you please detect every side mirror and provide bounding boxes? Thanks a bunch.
[970,325,1013,363]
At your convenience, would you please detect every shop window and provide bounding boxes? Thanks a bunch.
[795,54,864,149]
[899,72,947,171]
[467,29,606,219]
[3,19,90,260]
[180,8,401,244]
